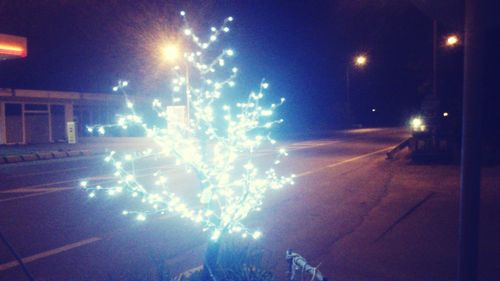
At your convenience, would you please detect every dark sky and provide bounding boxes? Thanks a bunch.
[0,0,498,132]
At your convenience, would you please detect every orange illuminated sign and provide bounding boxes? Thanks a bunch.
[0,34,27,59]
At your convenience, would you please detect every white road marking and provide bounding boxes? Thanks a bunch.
[254,140,338,156]
[4,166,90,179]
[0,179,80,191]
[0,237,101,271]
[0,190,67,203]
[296,146,393,177]
[0,187,73,194]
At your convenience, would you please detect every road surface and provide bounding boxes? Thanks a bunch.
[0,128,498,280]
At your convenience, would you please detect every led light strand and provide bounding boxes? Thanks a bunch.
[82,12,295,241]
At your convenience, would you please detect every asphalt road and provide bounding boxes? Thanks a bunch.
[0,128,498,281]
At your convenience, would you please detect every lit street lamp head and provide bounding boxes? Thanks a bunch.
[354,55,367,67]
[162,44,180,62]
[445,35,459,47]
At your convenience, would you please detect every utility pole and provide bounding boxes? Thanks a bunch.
[345,66,351,126]
[458,0,484,280]
[345,54,367,127]
[432,20,438,98]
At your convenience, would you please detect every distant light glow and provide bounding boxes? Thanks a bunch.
[411,117,426,132]
[354,55,367,66]
[446,35,459,47]
[162,45,179,62]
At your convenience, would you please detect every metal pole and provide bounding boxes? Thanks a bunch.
[0,230,35,281]
[185,63,190,123]
[432,20,438,97]
[458,0,484,280]
[201,241,220,281]
[345,66,351,126]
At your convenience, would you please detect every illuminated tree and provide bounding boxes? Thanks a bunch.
[82,11,294,278]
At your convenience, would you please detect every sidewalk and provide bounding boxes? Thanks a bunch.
[0,137,153,164]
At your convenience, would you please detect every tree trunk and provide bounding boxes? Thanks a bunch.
[201,241,221,281]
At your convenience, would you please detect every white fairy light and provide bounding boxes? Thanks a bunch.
[82,11,293,242]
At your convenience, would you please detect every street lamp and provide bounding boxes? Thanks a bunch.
[162,43,190,122]
[346,54,368,126]
[354,55,367,67]
[445,34,460,47]
[162,44,180,62]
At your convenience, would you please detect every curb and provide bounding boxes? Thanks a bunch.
[37,151,54,160]
[20,154,38,161]
[4,155,23,163]
[52,151,67,158]
[67,151,82,157]
[0,150,103,165]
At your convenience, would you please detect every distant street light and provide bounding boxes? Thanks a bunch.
[411,117,426,132]
[445,34,460,47]
[354,55,367,67]
[346,54,369,126]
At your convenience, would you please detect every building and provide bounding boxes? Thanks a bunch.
[1,33,136,145]
[0,88,125,144]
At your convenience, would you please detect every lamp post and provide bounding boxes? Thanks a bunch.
[432,21,460,98]
[427,22,461,133]
[162,44,190,122]
[345,54,368,126]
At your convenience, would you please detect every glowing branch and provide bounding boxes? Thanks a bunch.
[82,12,294,242]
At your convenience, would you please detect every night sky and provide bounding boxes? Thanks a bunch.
[0,0,499,133]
